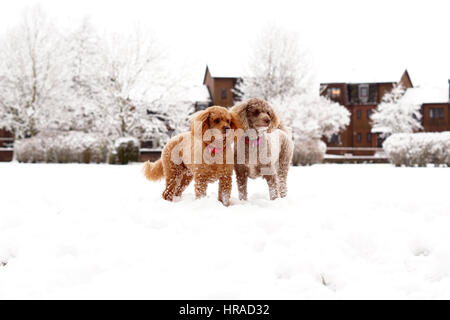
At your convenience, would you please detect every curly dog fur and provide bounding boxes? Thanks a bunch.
[231,98,294,200]
[143,106,240,206]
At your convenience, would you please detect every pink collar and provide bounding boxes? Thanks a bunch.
[207,144,225,154]
[244,136,263,146]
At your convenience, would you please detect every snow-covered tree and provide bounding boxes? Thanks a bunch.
[237,24,349,154]
[64,18,106,132]
[236,24,350,165]
[371,84,422,138]
[235,24,314,102]
[274,94,350,142]
[92,28,189,142]
[0,5,69,138]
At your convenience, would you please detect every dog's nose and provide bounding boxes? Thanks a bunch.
[264,118,271,125]
[224,126,230,131]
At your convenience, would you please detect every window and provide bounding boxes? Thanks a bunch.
[429,107,444,119]
[356,133,362,143]
[359,84,369,98]
[221,88,227,100]
[367,133,372,143]
[328,88,341,99]
[356,110,362,120]
[329,133,341,144]
[141,139,154,149]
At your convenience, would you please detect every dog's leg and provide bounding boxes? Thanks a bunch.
[162,175,178,201]
[174,171,193,198]
[218,175,232,206]
[235,165,248,201]
[194,175,208,199]
[264,174,279,200]
[162,163,187,201]
[277,171,288,198]
[277,164,289,198]
[277,138,293,198]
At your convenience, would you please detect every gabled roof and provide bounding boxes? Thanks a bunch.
[203,64,240,84]
[320,67,411,85]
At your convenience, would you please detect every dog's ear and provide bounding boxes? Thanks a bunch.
[230,102,249,131]
[230,112,241,130]
[190,109,210,137]
[267,108,280,133]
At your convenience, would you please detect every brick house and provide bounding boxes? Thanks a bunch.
[419,81,450,132]
[320,69,414,155]
[202,65,240,108]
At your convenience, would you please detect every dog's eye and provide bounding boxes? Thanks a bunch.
[253,110,260,116]
[214,119,220,124]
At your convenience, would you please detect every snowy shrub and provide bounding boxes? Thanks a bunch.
[292,139,326,166]
[15,131,111,163]
[384,132,450,167]
[371,84,422,138]
[109,137,140,165]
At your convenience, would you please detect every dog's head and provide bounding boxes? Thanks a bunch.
[190,106,240,142]
[231,98,280,133]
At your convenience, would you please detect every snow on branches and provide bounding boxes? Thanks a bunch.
[0,5,190,143]
[371,84,422,138]
[236,24,350,164]
[0,6,68,138]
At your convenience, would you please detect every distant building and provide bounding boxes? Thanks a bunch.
[418,81,450,132]
[202,65,240,108]
[320,69,414,155]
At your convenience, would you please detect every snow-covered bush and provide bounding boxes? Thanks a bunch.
[292,139,326,166]
[371,84,422,138]
[383,132,450,167]
[15,131,111,163]
[109,137,140,165]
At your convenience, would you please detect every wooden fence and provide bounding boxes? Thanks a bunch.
[139,148,162,162]
[325,147,388,163]
[0,137,14,162]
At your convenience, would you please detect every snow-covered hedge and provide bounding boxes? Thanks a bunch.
[383,132,450,167]
[109,137,140,165]
[15,131,111,163]
[292,139,326,166]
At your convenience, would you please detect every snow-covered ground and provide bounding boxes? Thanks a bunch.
[0,163,449,299]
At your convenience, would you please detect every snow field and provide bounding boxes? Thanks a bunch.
[0,163,449,299]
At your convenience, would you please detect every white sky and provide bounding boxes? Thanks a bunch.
[1,0,449,88]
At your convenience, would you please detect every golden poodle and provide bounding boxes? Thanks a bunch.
[143,106,240,206]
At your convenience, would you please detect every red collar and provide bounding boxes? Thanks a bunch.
[244,136,263,146]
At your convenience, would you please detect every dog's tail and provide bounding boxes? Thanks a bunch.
[142,159,164,181]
